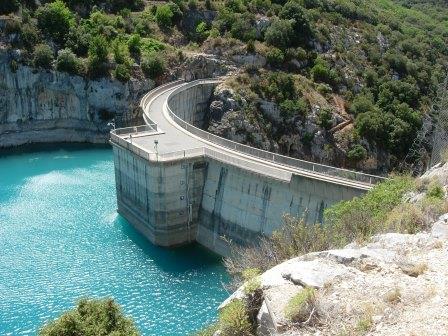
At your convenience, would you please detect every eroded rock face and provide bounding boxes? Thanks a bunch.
[205,82,347,166]
[221,219,448,335]
[0,49,153,147]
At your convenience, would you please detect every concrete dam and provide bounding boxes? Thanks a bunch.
[110,79,384,256]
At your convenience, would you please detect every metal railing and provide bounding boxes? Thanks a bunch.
[166,79,386,186]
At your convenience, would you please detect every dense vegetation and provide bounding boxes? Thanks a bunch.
[1,0,447,169]
[39,298,140,336]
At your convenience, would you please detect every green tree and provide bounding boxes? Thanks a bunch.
[279,1,312,46]
[36,0,74,45]
[141,53,165,79]
[34,44,54,69]
[266,47,285,67]
[39,298,140,336]
[56,48,82,75]
[155,4,174,27]
[87,35,109,77]
[264,19,294,49]
[280,99,308,118]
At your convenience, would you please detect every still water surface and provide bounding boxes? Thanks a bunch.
[0,145,228,335]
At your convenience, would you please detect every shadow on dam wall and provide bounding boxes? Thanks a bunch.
[111,81,368,256]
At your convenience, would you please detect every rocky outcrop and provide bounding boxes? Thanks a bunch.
[205,81,350,167]
[0,48,154,148]
[174,53,233,82]
[221,217,448,335]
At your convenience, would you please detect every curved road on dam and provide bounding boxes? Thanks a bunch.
[114,79,383,191]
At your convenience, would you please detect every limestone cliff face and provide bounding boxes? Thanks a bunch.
[0,50,154,148]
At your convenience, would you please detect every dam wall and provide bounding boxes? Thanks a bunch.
[197,159,364,255]
[111,80,378,256]
[166,82,365,255]
[113,144,207,246]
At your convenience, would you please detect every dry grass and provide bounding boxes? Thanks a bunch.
[401,262,428,277]
[384,287,402,304]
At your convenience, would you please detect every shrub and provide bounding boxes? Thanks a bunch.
[325,176,415,245]
[279,0,312,46]
[266,47,284,67]
[20,23,40,50]
[113,64,131,82]
[38,298,140,336]
[141,53,165,79]
[36,0,74,45]
[87,36,109,78]
[33,44,54,69]
[280,99,308,119]
[113,39,131,65]
[56,49,82,75]
[349,93,376,115]
[426,180,445,199]
[155,4,174,27]
[284,287,316,323]
[385,203,426,234]
[195,21,209,42]
[317,108,333,129]
[128,34,142,55]
[264,19,294,49]
[311,57,339,86]
[347,144,367,162]
[219,300,252,336]
[242,268,261,295]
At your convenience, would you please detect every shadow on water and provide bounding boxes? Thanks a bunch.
[116,214,226,274]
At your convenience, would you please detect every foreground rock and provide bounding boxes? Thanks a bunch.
[221,214,448,335]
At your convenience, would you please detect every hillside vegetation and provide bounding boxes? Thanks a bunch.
[1,0,447,171]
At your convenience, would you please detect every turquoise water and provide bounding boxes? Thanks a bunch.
[0,145,228,336]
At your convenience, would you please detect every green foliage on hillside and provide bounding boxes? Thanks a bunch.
[1,0,447,167]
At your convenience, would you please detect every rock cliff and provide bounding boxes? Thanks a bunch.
[0,48,154,148]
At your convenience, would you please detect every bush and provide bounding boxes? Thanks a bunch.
[325,176,415,245]
[347,144,367,162]
[36,0,74,45]
[20,23,40,50]
[113,64,131,82]
[284,287,316,323]
[219,300,252,336]
[317,108,333,129]
[155,4,174,27]
[34,44,54,69]
[349,93,376,115]
[385,203,426,234]
[113,39,131,65]
[56,49,82,75]
[87,36,109,77]
[264,19,294,49]
[266,47,284,67]
[195,21,209,42]
[38,298,140,336]
[141,53,165,79]
[426,180,445,199]
[280,99,308,118]
[279,0,312,46]
[128,34,142,55]
[311,57,339,86]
